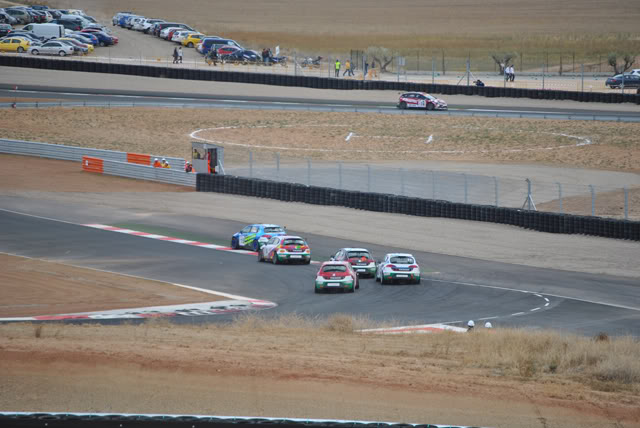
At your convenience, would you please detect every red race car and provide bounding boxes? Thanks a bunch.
[397,92,448,111]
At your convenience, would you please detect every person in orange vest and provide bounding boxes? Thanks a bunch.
[153,158,162,168]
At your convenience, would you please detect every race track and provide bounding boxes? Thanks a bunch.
[1,203,638,336]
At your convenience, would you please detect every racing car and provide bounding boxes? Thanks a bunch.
[257,235,311,264]
[231,224,286,251]
[397,92,447,111]
[330,248,376,278]
[375,253,420,284]
[314,261,358,293]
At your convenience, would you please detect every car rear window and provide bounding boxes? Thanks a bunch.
[347,251,370,259]
[282,239,305,246]
[390,256,414,264]
[322,265,347,273]
[264,227,284,233]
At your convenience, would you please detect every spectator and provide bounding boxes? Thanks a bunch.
[364,60,369,77]
[467,320,475,332]
[335,59,341,77]
[161,158,171,168]
[172,47,178,64]
[509,65,515,82]
[185,161,193,173]
[474,79,485,87]
[153,158,162,168]
[178,46,183,64]
[262,48,268,64]
[343,59,351,76]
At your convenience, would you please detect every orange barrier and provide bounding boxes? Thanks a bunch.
[126,153,151,166]
[82,156,104,174]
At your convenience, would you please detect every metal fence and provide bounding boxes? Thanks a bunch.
[226,155,636,220]
[102,159,196,187]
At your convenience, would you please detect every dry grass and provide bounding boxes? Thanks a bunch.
[1,107,639,172]
[2,315,639,394]
[44,0,640,69]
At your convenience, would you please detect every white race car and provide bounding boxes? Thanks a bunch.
[397,92,447,111]
[375,253,420,284]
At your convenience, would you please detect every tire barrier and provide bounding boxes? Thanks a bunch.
[196,174,639,241]
[0,413,482,428]
[1,55,638,104]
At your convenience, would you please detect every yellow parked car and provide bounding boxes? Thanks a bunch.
[182,33,204,48]
[0,37,31,53]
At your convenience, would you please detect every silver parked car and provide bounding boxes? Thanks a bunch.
[28,40,74,56]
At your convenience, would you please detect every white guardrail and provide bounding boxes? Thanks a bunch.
[101,158,196,187]
[0,138,194,187]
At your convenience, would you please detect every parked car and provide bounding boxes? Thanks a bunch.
[57,38,88,54]
[80,28,114,46]
[28,40,74,56]
[5,31,43,44]
[330,248,376,278]
[197,37,241,55]
[58,37,93,53]
[141,18,164,34]
[161,26,183,40]
[171,30,197,43]
[3,8,32,24]
[30,5,50,10]
[0,36,31,53]
[182,33,204,48]
[71,31,98,45]
[153,22,193,37]
[314,261,359,293]
[375,253,421,285]
[605,73,640,89]
[112,12,133,26]
[50,18,82,31]
[21,23,64,41]
[0,23,12,38]
[0,11,19,25]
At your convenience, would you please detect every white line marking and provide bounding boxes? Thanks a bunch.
[535,294,543,298]
[511,312,525,316]
[545,302,550,307]
[478,316,499,321]
[530,307,541,312]
[544,297,550,302]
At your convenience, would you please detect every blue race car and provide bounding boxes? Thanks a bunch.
[231,224,286,251]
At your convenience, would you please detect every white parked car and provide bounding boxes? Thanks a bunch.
[28,40,74,56]
[131,17,147,31]
[141,18,164,33]
[172,30,196,43]
[160,26,182,40]
[375,253,421,285]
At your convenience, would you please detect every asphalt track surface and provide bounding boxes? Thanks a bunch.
[1,199,639,336]
[1,84,639,121]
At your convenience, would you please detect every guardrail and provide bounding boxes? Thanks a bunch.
[0,412,485,428]
[196,174,640,241]
[83,156,196,187]
[0,138,185,169]
[1,55,639,105]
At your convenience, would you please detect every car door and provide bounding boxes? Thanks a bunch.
[376,254,389,278]
[265,237,281,261]
[416,94,427,108]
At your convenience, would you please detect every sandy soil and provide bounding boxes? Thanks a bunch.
[0,254,224,317]
[1,322,639,428]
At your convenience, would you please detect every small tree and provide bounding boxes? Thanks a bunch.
[490,53,516,75]
[366,46,395,72]
[607,53,637,74]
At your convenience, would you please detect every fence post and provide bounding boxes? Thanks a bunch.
[367,164,371,193]
[275,152,280,180]
[589,185,595,216]
[249,150,253,178]
[624,186,629,220]
[463,173,468,204]
[493,176,499,207]
[307,158,311,186]
[338,162,343,189]
[400,168,406,196]
[431,170,436,199]
[556,182,563,213]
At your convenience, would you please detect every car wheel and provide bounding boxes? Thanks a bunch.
[59,51,66,56]
[426,103,435,111]
[252,240,259,252]
[31,49,39,55]
[17,47,24,53]
[99,41,105,47]
[314,287,321,294]
[304,259,311,265]
[375,272,380,282]
[355,279,359,289]
[187,42,193,48]
[399,101,407,109]
[231,237,239,249]
[257,250,264,262]
[348,286,355,293]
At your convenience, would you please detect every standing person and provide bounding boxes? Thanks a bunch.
[178,46,183,64]
[262,48,268,64]
[335,59,341,77]
[172,47,178,64]
[343,59,351,76]
[153,158,162,168]
[364,60,369,77]
[509,64,515,82]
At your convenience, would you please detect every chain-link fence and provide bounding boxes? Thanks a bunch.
[225,154,637,220]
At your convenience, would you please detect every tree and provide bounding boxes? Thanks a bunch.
[365,46,395,73]
[607,53,637,74]
[490,52,516,75]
